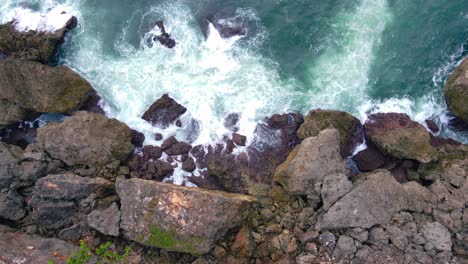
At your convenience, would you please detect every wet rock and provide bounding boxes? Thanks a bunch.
[208,17,246,39]
[0,17,77,64]
[32,174,113,229]
[143,145,162,161]
[274,129,348,196]
[0,232,80,264]
[153,21,176,48]
[142,94,186,128]
[164,142,192,156]
[161,136,178,150]
[297,109,363,157]
[321,173,353,210]
[154,133,163,141]
[155,160,174,177]
[422,222,452,251]
[444,57,468,123]
[352,143,386,172]
[364,113,436,163]
[131,130,145,148]
[316,170,408,230]
[87,203,120,237]
[37,111,132,166]
[182,157,196,172]
[425,119,440,133]
[0,59,93,114]
[224,113,240,132]
[116,178,256,255]
[232,133,247,146]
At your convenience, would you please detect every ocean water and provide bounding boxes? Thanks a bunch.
[1,0,467,147]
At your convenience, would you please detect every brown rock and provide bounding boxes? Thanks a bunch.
[232,133,247,146]
[142,145,162,161]
[231,226,252,257]
[182,157,196,172]
[142,94,186,128]
[352,143,386,172]
[161,136,178,150]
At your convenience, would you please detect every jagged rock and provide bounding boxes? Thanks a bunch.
[232,133,247,146]
[32,174,113,229]
[364,113,436,163]
[429,180,465,212]
[445,58,468,123]
[142,145,162,161]
[0,99,28,129]
[321,173,353,210]
[37,112,132,166]
[274,129,348,196]
[207,16,246,39]
[0,231,80,264]
[142,94,186,128]
[297,109,363,157]
[0,60,93,114]
[117,178,256,255]
[0,17,77,64]
[87,203,120,237]
[421,222,452,251]
[316,170,408,230]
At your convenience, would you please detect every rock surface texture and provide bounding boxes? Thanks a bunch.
[445,58,468,123]
[117,178,256,255]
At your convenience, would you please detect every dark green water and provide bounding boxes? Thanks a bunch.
[1,0,467,144]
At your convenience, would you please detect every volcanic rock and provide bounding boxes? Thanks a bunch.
[117,178,255,255]
[142,94,186,128]
[0,59,93,114]
[36,111,132,166]
[444,58,468,123]
[364,113,436,163]
[0,16,77,64]
[297,109,363,157]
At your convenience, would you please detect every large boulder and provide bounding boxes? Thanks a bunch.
[36,111,132,166]
[0,17,77,64]
[0,232,80,264]
[0,59,93,114]
[316,170,408,230]
[297,109,363,157]
[274,129,348,196]
[142,94,187,128]
[444,58,468,123]
[364,113,436,163]
[0,99,28,129]
[117,178,256,255]
[32,173,113,229]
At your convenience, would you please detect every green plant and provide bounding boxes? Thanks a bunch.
[64,240,131,264]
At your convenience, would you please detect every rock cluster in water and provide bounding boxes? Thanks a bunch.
[0,16,468,264]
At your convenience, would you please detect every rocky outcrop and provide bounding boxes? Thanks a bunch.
[36,111,132,166]
[444,58,468,123]
[364,113,436,163]
[297,109,363,157]
[142,94,186,128]
[0,59,93,114]
[316,170,408,230]
[0,231,79,264]
[0,16,77,64]
[32,173,113,229]
[274,129,348,196]
[117,178,256,255]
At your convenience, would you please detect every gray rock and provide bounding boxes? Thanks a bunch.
[369,227,389,244]
[274,129,348,195]
[334,235,357,259]
[37,112,132,166]
[385,225,408,250]
[0,190,25,221]
[318,231,336,247]
[0,59,92,114]
[0,142,23,189]
[59,224,82,242]
[421,222,452,251]
[321,173,352,210]
[403,181,437,214]
[117,178,256,255]
[32,200,77,229]
[316,170,408,230]
[87,203,120,236]
[348,227,369,242]
[0,231,80,264]
[429,180,465,212]
[299,230,319,244]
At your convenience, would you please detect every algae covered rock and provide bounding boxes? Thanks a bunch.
[274,129,348,196]
[37,111,132,166]
[444,58,468,123]
[297,109,363,157]
[117,178,256,255]
[0,59,92,114]
[364,113,436,163]
[0,17,77,64]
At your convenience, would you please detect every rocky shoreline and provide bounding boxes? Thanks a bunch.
[0,17,467,264]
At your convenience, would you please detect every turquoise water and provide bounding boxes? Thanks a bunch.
[1,0,467,144]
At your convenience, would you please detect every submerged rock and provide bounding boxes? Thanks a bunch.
[36,111,132,166]
[0,16,77,64]
[0,59,93,114]
[207,17,247,39]
[364,113,436,163]
[117,178,256,255]
[444,58,468,124]
[142,94,187,128]
[297,109,363,157]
